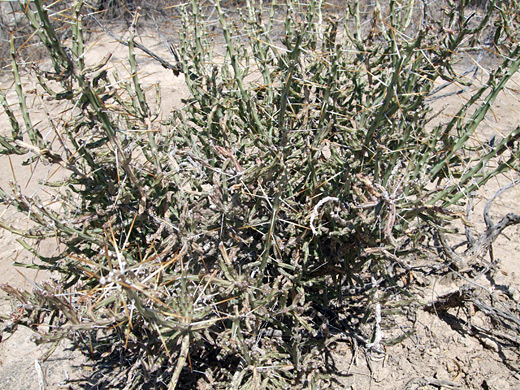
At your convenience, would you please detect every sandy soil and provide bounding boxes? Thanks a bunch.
[1,23,519,390]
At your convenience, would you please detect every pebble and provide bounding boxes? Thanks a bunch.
[510,287,520,302]
[481,337,499,352]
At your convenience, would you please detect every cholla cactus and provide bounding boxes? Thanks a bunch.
[0,0,519,388]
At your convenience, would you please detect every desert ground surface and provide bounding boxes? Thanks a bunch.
[1,18,519,390]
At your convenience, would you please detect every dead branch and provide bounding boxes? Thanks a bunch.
[471,324,520,346]
[472,298,520,330]
[483,178,520,229]
[438,229,465,269]
[426,283,520,339]
[440,179,520,270]
[463,212,520,262]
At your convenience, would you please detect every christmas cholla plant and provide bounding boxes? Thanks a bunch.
[0,0,519,388]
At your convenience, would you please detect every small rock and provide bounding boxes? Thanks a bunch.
[510,287,520,302]
[481,337,499,352]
